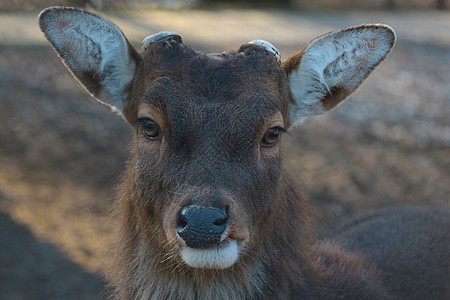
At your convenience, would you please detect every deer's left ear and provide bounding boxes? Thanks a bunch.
[284,24,395,124]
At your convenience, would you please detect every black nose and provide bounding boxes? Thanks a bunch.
[176,205,229,249]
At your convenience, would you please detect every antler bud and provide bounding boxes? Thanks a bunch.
[248,40,281,62]
[141,32,182,52]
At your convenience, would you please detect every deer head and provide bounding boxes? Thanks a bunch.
[39,6,395,275]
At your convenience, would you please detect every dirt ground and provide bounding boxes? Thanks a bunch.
[0,7,449,299]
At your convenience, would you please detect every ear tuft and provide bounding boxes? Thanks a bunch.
[39,6,140,113]
[284,24,396,124]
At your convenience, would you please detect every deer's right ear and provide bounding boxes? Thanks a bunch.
[39,7,141,113]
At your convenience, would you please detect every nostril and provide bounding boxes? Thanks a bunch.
[177,212,188,229]
[213,215,228,226]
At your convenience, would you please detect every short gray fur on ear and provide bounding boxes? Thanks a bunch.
[141,31,182,52]
[284,24,396,125]
[248,40,281,62]
[38,6,140,113]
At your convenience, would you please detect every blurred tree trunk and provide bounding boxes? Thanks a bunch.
[384,0,397,9]
[63,0,91,7]
[436,0,447,9]
[201,0,291,4]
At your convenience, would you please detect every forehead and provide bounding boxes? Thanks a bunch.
[133,42,287,121]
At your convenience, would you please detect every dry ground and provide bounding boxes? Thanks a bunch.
[0,7,449,299]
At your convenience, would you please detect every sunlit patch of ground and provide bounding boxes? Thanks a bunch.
[0,159,114,272]
[2,9,450,49]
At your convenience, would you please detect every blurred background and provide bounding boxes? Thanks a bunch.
[0,0,449,299]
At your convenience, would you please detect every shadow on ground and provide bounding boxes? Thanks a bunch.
[0,211,103,300]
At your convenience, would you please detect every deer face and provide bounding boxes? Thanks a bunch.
[39,7,395,270]
[126,39,290,268]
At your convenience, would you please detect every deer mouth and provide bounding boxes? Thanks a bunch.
[180,238,240,269]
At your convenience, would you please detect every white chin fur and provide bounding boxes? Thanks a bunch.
[181,240,239,269]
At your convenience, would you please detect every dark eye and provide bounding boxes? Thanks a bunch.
[262,127,285,147]
[139,118,160,140]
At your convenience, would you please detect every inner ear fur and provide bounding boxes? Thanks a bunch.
[283,24,396,123]
[39,6,141,113]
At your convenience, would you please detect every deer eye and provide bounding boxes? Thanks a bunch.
[138,118,160,140]
[262,127,285,147]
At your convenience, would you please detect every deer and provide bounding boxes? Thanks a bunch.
[38,6,450,300]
